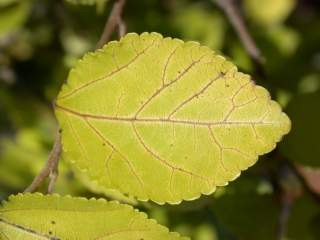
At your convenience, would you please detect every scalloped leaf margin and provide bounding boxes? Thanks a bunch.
[0,193,188,240]
[55,32,291,204]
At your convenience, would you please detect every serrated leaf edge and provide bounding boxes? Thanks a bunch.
[56,32,291,205]
[0,193,188,239]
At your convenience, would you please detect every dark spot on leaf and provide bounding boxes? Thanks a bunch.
[51,220,56,225]
[49,231,53,235]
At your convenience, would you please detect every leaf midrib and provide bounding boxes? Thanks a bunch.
[55,104,278,127]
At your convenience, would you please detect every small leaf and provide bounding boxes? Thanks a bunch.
[173,5,226,50]
[0,1,31,39]
[244,0,296,26]
[266,26,300,56]
[0,128,48,191]
[55,32,291,204]
[0,193,187,239]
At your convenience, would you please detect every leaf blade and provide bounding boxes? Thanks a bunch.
[55,32,291,204]
[0,193,187,240]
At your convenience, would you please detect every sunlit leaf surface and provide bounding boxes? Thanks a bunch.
[55,32,291,204]
[0,193,187,240]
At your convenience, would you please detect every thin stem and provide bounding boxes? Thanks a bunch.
[277,192,293,240]
[289,161,320,203]
[96,0,127,49]
[118,18,127,38]
[24,129,62,193]
[214,0,264,65]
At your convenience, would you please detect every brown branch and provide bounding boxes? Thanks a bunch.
[275,162,301,240]
[96,0,127,49]
[277,192,293,240]
[214,0,264,65]
[295,164,320,196]
[24,129,62,193]
[288,161,320,203]
[117,18,127,38]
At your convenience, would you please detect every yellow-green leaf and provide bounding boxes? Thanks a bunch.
[55,32,291,204]
[0,193,187,240]
[69,161,138,204]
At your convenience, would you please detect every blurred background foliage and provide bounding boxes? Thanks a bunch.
[0,0,320,239]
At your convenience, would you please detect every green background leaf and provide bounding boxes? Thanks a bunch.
[172,4,226,50]
[211,176,279,240]
[0,1,31,39]
[280,92,320,167]
[211,175,320,240]
[55,32,291,204]
[244,0,296,26]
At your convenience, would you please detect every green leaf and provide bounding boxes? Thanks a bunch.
[55,32,291,204]
[287,195,320,240]
[69,161,138,204]
[244,0,296,26]
[266,26,300,57]
[212,177,279,240]
[0,1,31,39]
[173,4,226,50]
[0,193,187,240]
[193,224,218,240]
[280,92,320,167]
[244,0,296,25]
[0,128,48,191]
